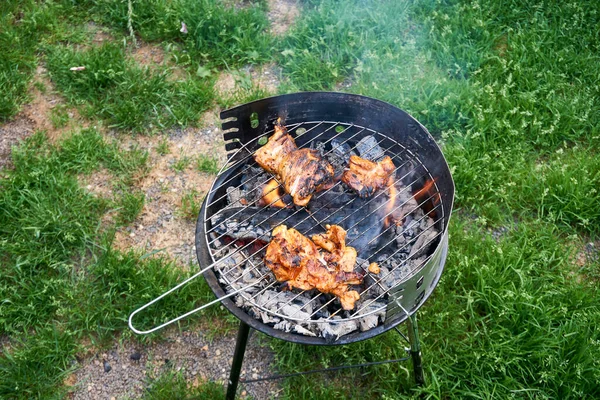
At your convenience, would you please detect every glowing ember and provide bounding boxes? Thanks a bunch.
[383,178,402,228]
[259,179,289,208]
[413,179,438,205]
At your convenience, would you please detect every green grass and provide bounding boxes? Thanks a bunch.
[46,42,214,132]
[177,189,204,221]
[75,0,272,68]
[2,0,600,398]
[172,153,192,172]
[196,154,219,174]
[143,369,225,400]
[116,190,146,225]
[0,130,228,396]
[0,1,86,120]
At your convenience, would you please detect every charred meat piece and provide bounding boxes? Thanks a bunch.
[265,225,363,310]
[278,148,334,207]
[254,121,297,174]
[342,155,395,197]
[254,121,334,207]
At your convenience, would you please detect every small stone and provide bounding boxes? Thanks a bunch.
[215,349,221,356]
[122,364,128,370]
[130,352,142,361]
[129,232,135,238]
[103,360,112,373]
[111,397,116,400]
[201,345,208,351]
[87,385,92,392]
[242,391,247,396]
[252,373,259,380]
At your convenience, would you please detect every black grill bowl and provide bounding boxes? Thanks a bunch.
[195,92,454,345]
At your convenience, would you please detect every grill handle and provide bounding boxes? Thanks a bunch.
[128,261,258,335]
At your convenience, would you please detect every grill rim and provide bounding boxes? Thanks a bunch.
[195,92,455,345]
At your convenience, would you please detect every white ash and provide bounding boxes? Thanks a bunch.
[315,138,356,177]
[355,135,385,162]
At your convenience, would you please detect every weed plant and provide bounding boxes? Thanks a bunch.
[177,189,203,220]
[196,154,219,174]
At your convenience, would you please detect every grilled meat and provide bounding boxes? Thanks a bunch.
[254,121,334,207]
[264,224,363,310]
[254,122,297,174]
[278,148,334,207]
[342,155,395,197]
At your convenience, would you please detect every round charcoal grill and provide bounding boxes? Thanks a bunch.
[129,92,454,397]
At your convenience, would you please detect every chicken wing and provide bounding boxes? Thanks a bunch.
[264,224,363,310]
[342,155,395,197]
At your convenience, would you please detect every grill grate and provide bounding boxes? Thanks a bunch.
[203,121,444,327]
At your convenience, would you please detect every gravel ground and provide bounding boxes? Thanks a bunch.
[70,326,280,400]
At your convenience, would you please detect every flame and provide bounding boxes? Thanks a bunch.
[413,178,440,218]
[413,178,438,205]
[383,179,399,228]
[274,117,284,135]
[259,179,288,208]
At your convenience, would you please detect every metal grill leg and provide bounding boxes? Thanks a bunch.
[406,313,425,386]
[226,321,250,400]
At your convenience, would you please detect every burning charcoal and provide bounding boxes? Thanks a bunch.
[321,138,355,177]
[294,325,317,337]
[260,311,280,325]
[355,135,384,162]
[241,165,271,204]
[355,302,386,332]
[308,190,355,210]
[409,229,438,258]
[280,304,311,321]
[226,187,246,207]
[241,270,259,284]
[318,318,359,341]
[211,207,323,243]
[331,138,354,163]
[273,320,293,332]
[419,216,435,231]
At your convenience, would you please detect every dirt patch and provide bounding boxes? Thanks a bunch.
[131,43,167,67]
[0,66,86,169]
[110,121,228,267]
[267,0,300,36]
[575,241,599,267]
[78,168,116,199]
[87,21,114,45]
[0,116,35,170]
[71,327,278,400]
